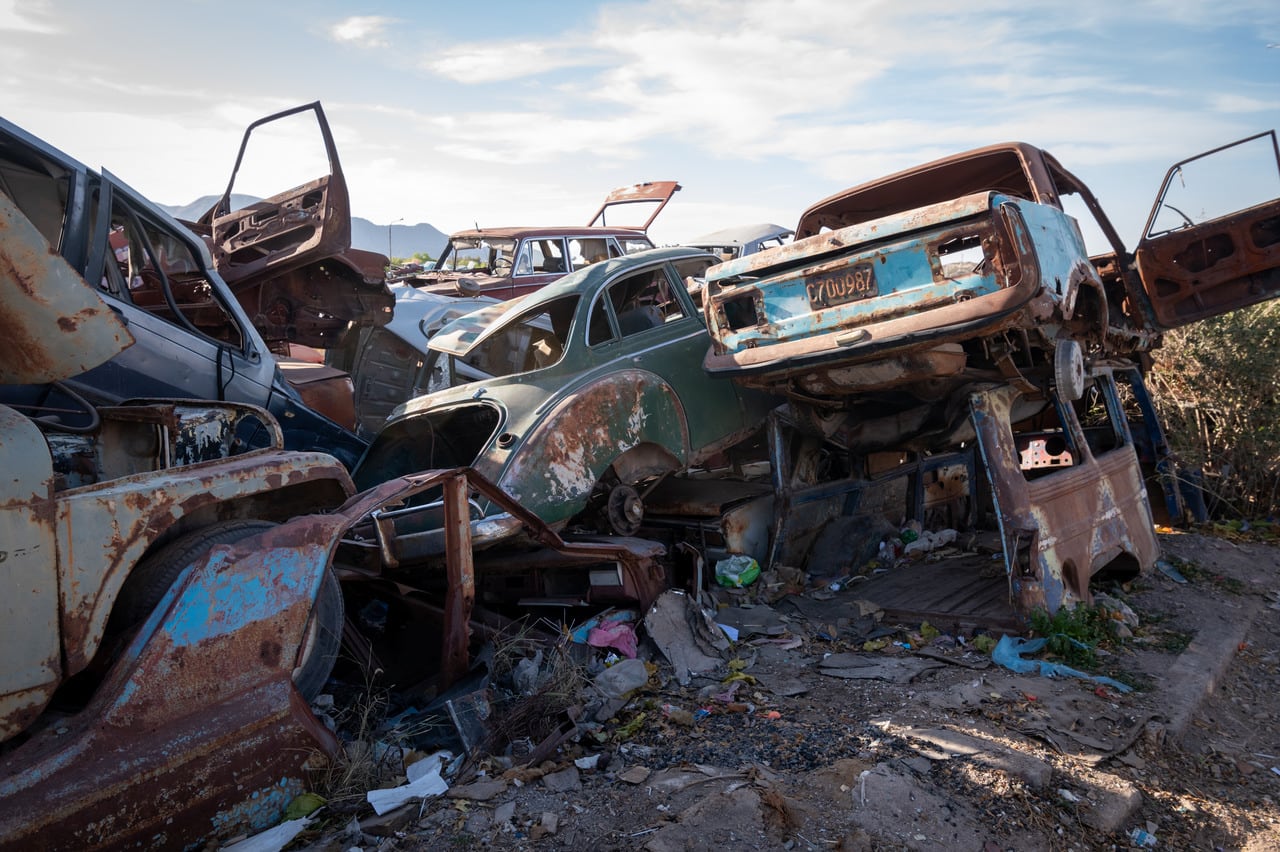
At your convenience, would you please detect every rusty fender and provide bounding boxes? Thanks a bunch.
[0,517,347,851]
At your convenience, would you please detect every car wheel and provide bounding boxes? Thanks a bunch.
[114,520,278,626]
[606,484,645,536]
[292,567,343,700]
[1054,339,1085,402]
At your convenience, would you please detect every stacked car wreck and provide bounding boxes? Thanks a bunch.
[4,100,1280,850]
[701,132,1280,613]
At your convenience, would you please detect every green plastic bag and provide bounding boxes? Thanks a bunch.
[715,555,760,588]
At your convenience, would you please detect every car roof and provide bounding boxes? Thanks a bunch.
[521,244,715,305]
[686,223,794,246]
[428,245,715,357]
[446,225,651,241]
[794,141,1084,238]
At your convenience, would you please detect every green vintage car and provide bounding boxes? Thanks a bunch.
[355,246,777,539]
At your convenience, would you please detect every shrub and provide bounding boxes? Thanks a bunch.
[1147,301,1280,519]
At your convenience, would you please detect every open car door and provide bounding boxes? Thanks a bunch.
[1133,130,1280,329]
[191,102,391,349]
[586,180,681,232]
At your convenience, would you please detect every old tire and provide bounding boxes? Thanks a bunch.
[114,520,278,626]
[292,568,343,700]
[113,519,342,700]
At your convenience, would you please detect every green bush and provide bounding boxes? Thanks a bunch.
[1147,301,1280,519]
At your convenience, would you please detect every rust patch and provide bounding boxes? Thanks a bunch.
[259,638,283,667]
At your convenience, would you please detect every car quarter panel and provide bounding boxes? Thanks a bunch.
[498,369,691,524]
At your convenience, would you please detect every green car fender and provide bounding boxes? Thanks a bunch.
[498,368,689,524]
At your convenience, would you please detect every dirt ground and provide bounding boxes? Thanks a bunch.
[288,528,1280,852]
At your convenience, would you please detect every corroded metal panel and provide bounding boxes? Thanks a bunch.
[0,522,343,851]
[588,180,681,232]
[498,370,690,524]
[970,381,1156,616]
[0,192,132,383]
[441,473,475,687]
[191,102,393,348]
[57,449,352,676]
[1135,131,1280,330]
[0,407,60,741]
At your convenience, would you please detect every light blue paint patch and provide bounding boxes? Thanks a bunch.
[204,775,303,840]
[164,544,329,647]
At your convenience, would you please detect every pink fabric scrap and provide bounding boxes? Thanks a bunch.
[587,620,638,658]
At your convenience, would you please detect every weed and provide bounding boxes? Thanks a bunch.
[1028,604,1114,668]
[310,668,440,813]
[1153,628,1195,654]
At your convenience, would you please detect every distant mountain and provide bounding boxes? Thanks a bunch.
[164,194,257,222]
[353,217,448,261]
[161,195,448,260]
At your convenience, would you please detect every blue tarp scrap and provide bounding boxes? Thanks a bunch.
[992,635,1133,693]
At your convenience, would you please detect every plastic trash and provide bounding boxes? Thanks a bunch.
[903,528,958,555]
[1128,827,1158,847]
[587,620,638,658]
[220,816,314,852]
[991,635,1133,693]
[1155,560,1188,584]
[593,657,649,699]
[367,755,449,815]
[715,555,760,588]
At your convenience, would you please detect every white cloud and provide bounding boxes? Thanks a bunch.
[0,0,57,33]
[328,15,395,49]
[424,41,602,83]
[1209,93,1280,113]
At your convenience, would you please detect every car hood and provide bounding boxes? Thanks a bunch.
[381,286,499,354]
[0,192,134,383]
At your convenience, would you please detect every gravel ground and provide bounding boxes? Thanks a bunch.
[286,529,1280,852]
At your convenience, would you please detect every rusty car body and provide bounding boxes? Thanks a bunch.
[0,110,368,467]
[0,461,666,850]
[404,180,679,301]
[0,192,354,738]
[181,102,394,352]
[0,198,358,848]
[354,246,778,545]
[969,368,1158,614]
[701,134,1280,438]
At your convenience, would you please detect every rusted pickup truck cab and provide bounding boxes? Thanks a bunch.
[0,197,354,848]
[703,135,1280,434]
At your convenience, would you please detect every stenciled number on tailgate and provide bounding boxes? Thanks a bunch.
[806,263,878,310]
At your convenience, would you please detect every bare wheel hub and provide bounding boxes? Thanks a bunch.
[606,484,644,536]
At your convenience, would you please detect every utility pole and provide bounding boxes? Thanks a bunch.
[388,218,404,262]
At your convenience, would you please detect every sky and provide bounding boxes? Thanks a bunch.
[2,0,1278,252]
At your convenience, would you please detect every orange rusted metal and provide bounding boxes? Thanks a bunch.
[440,472,476,687]
[970,376,1156,615]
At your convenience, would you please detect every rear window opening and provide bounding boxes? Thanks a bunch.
[936,234,986,277]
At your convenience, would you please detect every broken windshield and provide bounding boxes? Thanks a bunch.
[427,295,579,389]
[435,237,519,274]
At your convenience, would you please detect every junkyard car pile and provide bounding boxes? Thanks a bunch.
[338,180,680,436]
[2,104,1279,849]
